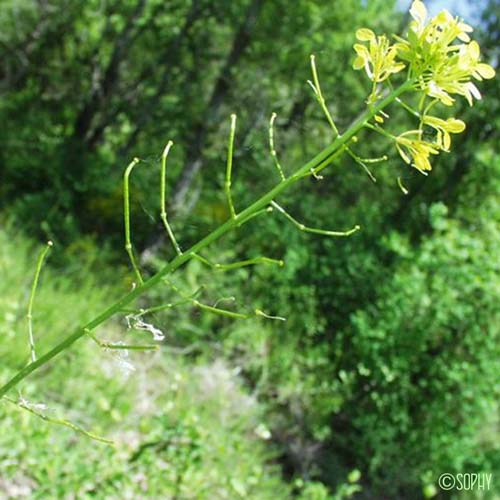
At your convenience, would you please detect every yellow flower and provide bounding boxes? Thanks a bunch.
[409,0,427,34]
[422,116,466,151]
[426,42,496,106]
[395,1,496,106]
[352,0,495,177]
[395,131,440,173]
[406,1,473,43]
[353,29,405,83]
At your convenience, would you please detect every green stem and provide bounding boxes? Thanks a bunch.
[347,149,377,183]
[269,113,286,181]
[225,114,237,219]
[167,281,247,319]
[0,79,413,398]
[161,141,182,255]
[271,201,360,236]
[310,54,340,136]
[123,157,144,285]
[4,396,113,445]
[27,241,53,362]
[192,253,283,271]
[364,122,396,140]
[396,97,421,119]
[87,331,158,351]
[306,144,349,178]
[418,93,427,130]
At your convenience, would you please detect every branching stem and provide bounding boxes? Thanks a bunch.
[309,54,340,136]
[271,201,360,237]
[347,150,387,183]
[167,281,248,319]
[364,122,396,140]
[4,396,113,445]
[191,253,283,271]
[0,79,414,398]
[86,330,158,351]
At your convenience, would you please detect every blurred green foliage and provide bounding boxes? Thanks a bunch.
[1,0,499,498]
[0,0,398,245]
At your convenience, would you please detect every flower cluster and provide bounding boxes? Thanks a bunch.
[353,29,405,83]
[421,116,465,151]
[397,118,467,174]
[395,0,495,106]
[352,0,496,173]
[395,131,439,173]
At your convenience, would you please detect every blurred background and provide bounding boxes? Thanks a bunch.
[0,0,498,498]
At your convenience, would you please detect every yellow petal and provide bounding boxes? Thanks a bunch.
[356,28,375,41]
[457,32,471,43]
[353,56,365,70]
[434,11,448,24]
[414,153,432,172]
[468,41,480,60]
[476,63,496,79]
[445,119,466,133]
[467,81,482,100]
[428,82,454,106]
[390,62,406,74]
[410,0,427,25]
[423,116,446,128]
[396,143,411,164]
[353,44,369,58]
[458,22,473,33]
[463,88,473,106]
[443,131,451,151]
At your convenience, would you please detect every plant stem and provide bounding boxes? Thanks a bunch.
[271,201,360,236]
[161,141,183,255]
[0,79,413,399]
[192,253,283,270]
[225,114,237,219]
[27,241,53,362]
[269,113,286,180]
[310,55,340,136]
[123,157,144,284]
[4,396,113,445]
